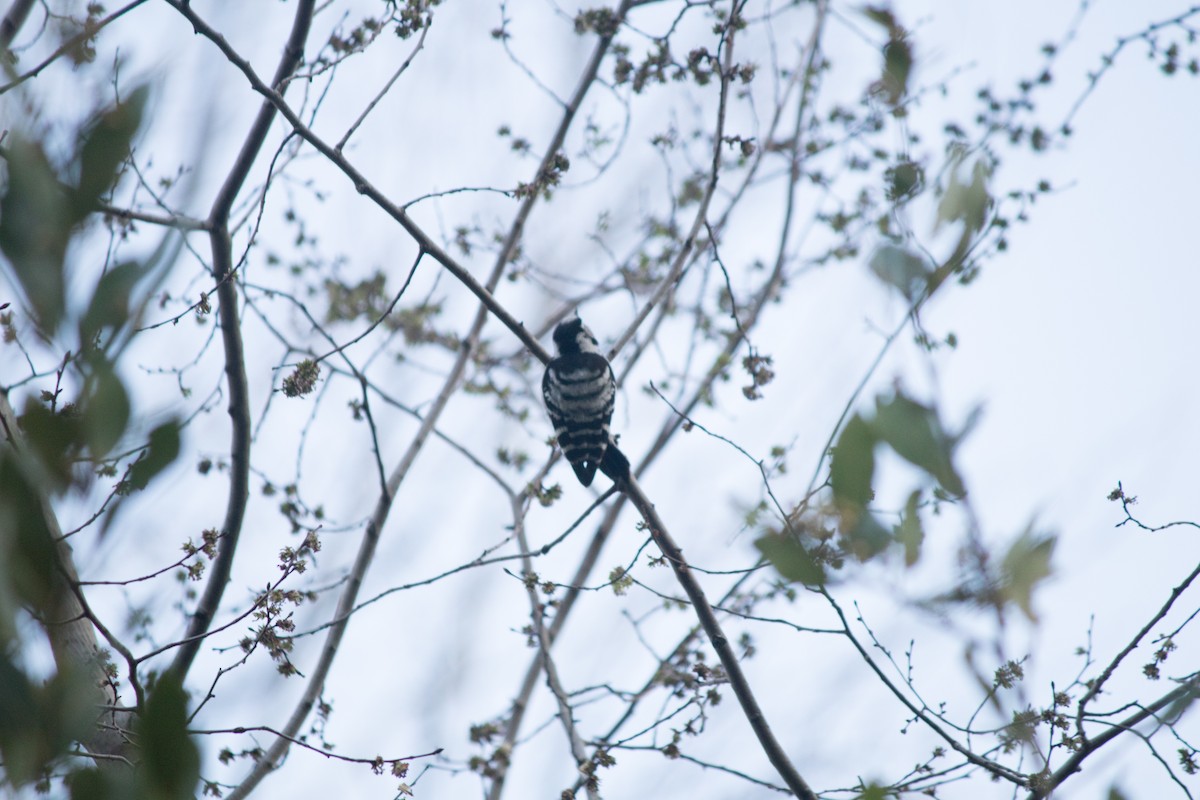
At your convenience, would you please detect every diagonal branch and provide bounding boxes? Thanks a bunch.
[1032,673,1200,799]
[1074,559,1200,742]
[619,473,817,800]
[0,0,35,49]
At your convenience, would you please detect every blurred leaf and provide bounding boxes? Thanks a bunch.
[831,414,876,506]
[862,6,897,29]
[1107,788,1129,800]
[0,652,42,784]
[82,366,130,458]
[864,6,911,107]
[756,532,825,585]
[128,420,182,491]
[894,490,924,566]
[0,138,72,332]
[872,393,964,496]
[0,637,95,786]
[937,157,992,235]
[0,454,58,606]
[1000,528,1056,622]
[869,244,929,300]
[13,402,82,492]
[842,511,892,561]
[67,768,118,800]
[138,674,200,800]
[1160,682,1199,725]
[79,260,147,348]
[885,160,923,201]
[855,782,893,800]
[882,37,912,105]
[73,86,149,220]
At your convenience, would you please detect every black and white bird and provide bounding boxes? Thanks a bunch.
[542,317,617,487]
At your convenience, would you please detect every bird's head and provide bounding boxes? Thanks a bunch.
[552,317,600,356]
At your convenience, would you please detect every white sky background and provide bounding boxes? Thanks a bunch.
[3,0,1200,798]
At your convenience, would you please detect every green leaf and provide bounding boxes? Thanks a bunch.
[894,490,924,566]
[871,393,964,496]
[67,767,119,800]
[830,414,876,506]
[79,260,147,347]
[0,634,95,786]
[0,138,72,332]
[842,511,893,561]
[1000,528,1056,622]
[73,85,149,220]
[755,532,825,585]
[863,6,911,107]
[82,366,130,458]
[13,401,83,492]
[138,675,200,800]
[882,37,912,104]
[855,782,895,800]
[128,420,182,490]
[869,244,930,300]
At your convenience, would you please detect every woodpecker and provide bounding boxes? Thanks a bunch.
[542,317,616,487]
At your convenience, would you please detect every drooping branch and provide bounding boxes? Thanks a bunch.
[169,0,316,681]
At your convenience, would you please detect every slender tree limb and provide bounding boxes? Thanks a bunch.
[335,9,432,152]
[170,0,316,681]
[192,726,442,769]
[1074,559,1200,743]
[98,202,209,231]
[618,472,817,800]
[512,491,600,799]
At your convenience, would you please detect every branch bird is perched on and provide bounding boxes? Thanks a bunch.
[542,317,617,487]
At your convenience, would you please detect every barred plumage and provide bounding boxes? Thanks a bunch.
[542,318,615,487]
